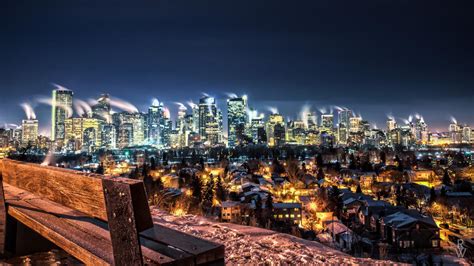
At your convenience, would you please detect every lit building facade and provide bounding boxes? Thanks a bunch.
[21,119,38,147]
[198,96,222,146]
[227,96,248,147]
[51,89,73,142]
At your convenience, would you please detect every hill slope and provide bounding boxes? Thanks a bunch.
[151,208,405,265]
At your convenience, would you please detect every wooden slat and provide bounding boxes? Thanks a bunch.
[141,224,225,264]
[3,184,178,265]
[102,179,146,265]
[0,159,108,221]
[4,195,111,264]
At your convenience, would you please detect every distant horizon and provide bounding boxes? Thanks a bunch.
[3,83,469,138]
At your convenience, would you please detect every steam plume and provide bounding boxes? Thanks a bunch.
[20,103,36,120]
[109,97,138,113]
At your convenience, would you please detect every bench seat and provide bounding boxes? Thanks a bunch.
[2,183,224,265]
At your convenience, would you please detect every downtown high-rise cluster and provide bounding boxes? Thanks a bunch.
[1,87,473,153]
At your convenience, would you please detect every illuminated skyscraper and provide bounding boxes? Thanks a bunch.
[250,114,266,144]
[349,116,362,133]
[337,109,352,144]
[414,116,428,143]
[227,95,248,147]
[91,94,111,121]
[338,109,352,129]
[386,117,397,132]
[51,88,73,142]
[21,119,38,146]
[161,108,172,147]
[147,99,162,145]
[266,113,285,146]
[462,126,471,143]
[101,123,116,149]
[320,114,334,134]
[449,122,461,143]
[64,117,103,152]
[114,112,146,147]
[198,96,222,146]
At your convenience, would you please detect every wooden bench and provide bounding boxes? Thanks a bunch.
[0,159,224,265]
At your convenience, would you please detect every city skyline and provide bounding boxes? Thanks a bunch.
[1,1,474,132]
[5,84,472,136]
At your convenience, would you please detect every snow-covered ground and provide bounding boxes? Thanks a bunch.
[151,208,406,265]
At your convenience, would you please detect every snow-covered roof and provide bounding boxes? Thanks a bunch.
[273,203,301,209]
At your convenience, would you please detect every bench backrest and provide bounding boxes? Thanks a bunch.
[0,159,153,264]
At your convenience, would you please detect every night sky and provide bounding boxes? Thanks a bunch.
[1,0,473,135]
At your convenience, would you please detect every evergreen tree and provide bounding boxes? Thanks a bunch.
[317,167,325,180]
[349,154,357,170]
[199,157,205,170]
[442,169,452,186]
[150,157,157,170]
[429,187,436,204]
[328,186,343,218]
[215,175,226,202]
[154,176,164,191]
[380,151,386,165]
[264,194,274,228]
[395,155,404,172]
[142,163,150,177]
[191,173,202,202]
[96,163,104,175]
[204,174,214,204]
[272,158,285,175]
[316,153,323,166]
[254,195,263,226]
[440,186,447,197]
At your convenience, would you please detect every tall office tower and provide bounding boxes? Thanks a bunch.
[183,114,194,146]
[307,112,318,130]
[118,123,133,148]
[64,117,103,152]
[51,88,73,142]
[176,105,187,132]
[101,123,116,149]
[21,119,38,147]
[414,116,428,143]
[338,109,352,129]
[175,105,187,147]
[91,94,111,121]
[320,114,334,135]
[250,114,266,144]
[114,112,146,146]
[161,108,172,147]
[198,96,221,146]
[386,117,397,132]
[288,120,306,145]
[148,99,162,146]
[337,124,348,145]
[349,116,362,133]
[337,109,351,144]
[462,125,471,143]
[227,96,248,147]
[449,122,460,144]
[266,113,285,146]
[191,103,199,133]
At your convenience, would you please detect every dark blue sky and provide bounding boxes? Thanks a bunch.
[1,0,473,134]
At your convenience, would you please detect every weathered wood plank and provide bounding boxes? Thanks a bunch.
[0,159,108,221]
[3,183,178,265]
[141,224,225,265]
[6,198,111,265]
[103,179,146,265]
